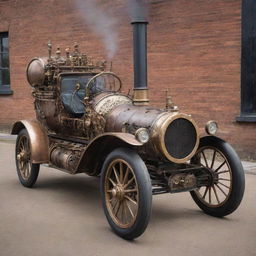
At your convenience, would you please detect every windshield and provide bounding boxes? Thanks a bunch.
[61,73,121,96]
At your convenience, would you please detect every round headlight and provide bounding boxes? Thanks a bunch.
[135,128,149,144]
[205,121,218,135]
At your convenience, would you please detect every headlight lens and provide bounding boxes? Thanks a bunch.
[205,121,218,135]
[135,128,149,144]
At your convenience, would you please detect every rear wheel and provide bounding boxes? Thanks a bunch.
[100,148,152,240]
[190,136,245,217]
[15,129,40,187]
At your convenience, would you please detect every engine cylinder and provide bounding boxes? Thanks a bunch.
[50,147,77,171]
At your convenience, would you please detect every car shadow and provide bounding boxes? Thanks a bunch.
[34,172,232,231]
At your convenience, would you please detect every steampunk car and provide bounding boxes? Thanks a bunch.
[11,19,245,240]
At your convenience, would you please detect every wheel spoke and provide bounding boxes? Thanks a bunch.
[215,184,228,197]
[217,170,229,175]
[218,178,230,182]
[114,201,121,217]
[111,198,118,209]
[124,189,137,193]
[212,185,220,204]
[125,200,135,218]
[120,201,125,224]
[211,150,216,169]
[123,167,129,185]
[202,151,209,168]
[108,177,116,187]
[124,195,137,205]
[119,162,123,184]
[113,166,120,184]
[202,186,209,199]
[124,177,135,189]
[123,201,128,224]
[215,160,226,172]
[218,181,230,189]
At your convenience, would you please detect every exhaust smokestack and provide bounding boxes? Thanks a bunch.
[130,1,149,105]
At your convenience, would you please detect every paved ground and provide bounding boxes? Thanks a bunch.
[0,141,256,256]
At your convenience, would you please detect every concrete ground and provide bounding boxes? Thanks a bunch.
[0,141,255,256]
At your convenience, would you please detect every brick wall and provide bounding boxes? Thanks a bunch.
[0,0,255,159]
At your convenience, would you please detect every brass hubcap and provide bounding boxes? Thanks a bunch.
[194,147,232,207]
[16,135,32,180]
[111,185,125,200]
[105,159,139,228]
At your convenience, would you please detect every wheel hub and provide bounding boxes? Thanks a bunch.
[17,151,28,162]
[111,185,125,201]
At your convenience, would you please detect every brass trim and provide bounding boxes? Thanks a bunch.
[151,113,200,163]
[132,89,149,106]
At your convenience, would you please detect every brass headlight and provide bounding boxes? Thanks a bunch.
[135,128,149,144]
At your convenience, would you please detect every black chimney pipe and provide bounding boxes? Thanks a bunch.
[131,17,149,105]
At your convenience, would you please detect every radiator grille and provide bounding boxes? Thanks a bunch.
[164,118,197,159]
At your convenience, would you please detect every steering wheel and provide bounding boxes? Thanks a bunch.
[85,72,122,98]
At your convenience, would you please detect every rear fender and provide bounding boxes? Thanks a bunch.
[11,120,49,164]
[76,133,143,175]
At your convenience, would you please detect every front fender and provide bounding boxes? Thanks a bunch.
[76,132,143,175]
[11,120,49,164]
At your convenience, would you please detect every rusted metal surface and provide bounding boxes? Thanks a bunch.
[11,120,49,163]
[49,137,84,174]
[106,104,199,163]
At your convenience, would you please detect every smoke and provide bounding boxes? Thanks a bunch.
[126,0,148,21]
[74,0,119,60]
[74,0,149,59]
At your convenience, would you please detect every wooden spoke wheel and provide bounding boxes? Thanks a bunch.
[15,129,40,187]
[105,159,139,228]
[190,136,245,217]
[101,148,152,240]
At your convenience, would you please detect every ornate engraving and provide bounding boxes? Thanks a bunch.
[94,95,132,116]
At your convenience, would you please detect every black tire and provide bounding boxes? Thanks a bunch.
[190,136,245,217]
[100,147,152,240]
[15,129,40,188]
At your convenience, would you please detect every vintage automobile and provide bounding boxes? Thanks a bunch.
[11,19,245,240]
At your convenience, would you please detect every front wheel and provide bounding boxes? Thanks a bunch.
[100,148,152,240]
[190,136,245,217]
